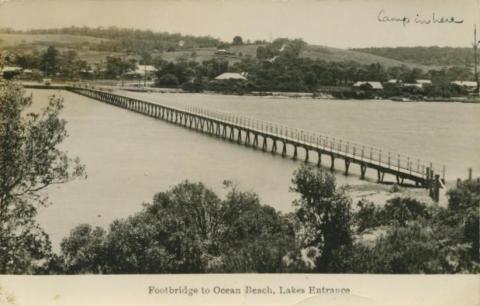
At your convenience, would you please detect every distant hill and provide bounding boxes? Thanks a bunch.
[159,44,431,70]
[0,27,222,51]
[351,47,473,68]
[302,45,429,69]
[0,33,108,47]
[0,27,439,70]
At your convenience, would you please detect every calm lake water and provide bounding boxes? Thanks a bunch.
[29,89,480,249]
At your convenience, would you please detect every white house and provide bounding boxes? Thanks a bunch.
[403,83,423,89]
[214,49,233,56]
[451,80,477,87]
[416,79,432,87]
[1,66,22,78]
[451,81,478,92]
[214,72,247,81]
[125,65,157,78]
[353,81,383,90]
[134,65,157,76]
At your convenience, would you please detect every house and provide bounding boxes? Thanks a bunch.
[20,69,43,80]
[416,79,432,87]
[403,83,423,89]
[214,49,233,56]
[352,81,383,90]
[214,72,247,81]
[386,79,400,84]
[1,66,22,79]
[1,66,22,73]
[135,65,157,75]
[451,81,479,92]
[125,65,157,79]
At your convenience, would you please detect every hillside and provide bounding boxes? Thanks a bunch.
[0,29,434,69]
[156,44,430,69]
[0,33,108,47]
[303,45,428,69]
[352,47,472,67]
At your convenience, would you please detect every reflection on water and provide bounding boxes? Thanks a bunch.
[29,90,480,249]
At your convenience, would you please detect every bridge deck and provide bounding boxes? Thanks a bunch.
[67,85,445,187]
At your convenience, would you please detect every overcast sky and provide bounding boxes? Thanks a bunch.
[0,0,478,48]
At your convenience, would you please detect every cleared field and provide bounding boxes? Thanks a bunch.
[0,33,108,47]
[302,45,429,69]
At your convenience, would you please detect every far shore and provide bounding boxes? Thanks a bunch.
[20,81,480,103]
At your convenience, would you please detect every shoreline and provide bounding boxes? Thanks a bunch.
[20,81,480,103]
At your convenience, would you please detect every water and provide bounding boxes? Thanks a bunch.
[120,90,480,180]
[28,89,480,249]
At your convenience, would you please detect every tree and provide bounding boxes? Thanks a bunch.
[349,184,480,273]
[215,182,295,272]
[156,73,179,87]
[59,224,106,274]
[59,50,88,80]
[403,67,424,83]
[40,46,60,76]
[232,35,243,46]
[140,51,152,65]
[368,220,474,273]
[105,56,135,79]
[304,71,318,91]
[446,179,480,262]
[14,51,41,70]
[0,67,85,273]
[290,164,352,272]
[58,181,295,273]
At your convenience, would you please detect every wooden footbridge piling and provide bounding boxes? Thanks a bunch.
[68,85,445,194]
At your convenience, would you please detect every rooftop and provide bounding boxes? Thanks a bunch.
[353,81,383,90]
[215,72,247,81]
[452,81,477,87]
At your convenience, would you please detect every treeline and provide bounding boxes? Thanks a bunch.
[353,47,474,67]
[153,39,474,96]
[0,26,223,52]
[6,46,89,78]
[5,37,477,97]
[5,165,479,274]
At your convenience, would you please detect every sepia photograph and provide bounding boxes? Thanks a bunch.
[0,0,479,305]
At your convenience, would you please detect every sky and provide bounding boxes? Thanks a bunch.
[0,0,478,48]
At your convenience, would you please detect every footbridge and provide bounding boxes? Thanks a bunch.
[67,85,445,197]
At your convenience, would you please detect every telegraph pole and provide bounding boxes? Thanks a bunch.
[144,64,147,88]
[474,25,479,95]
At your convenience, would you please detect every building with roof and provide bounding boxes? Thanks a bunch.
[214,49,233,56]
[451,81,479,92]
[1,66,23,79]
[352,81,383,90]
[386,79,400,84]
[403,83,423,89]
[135,65,157,75]
[416,79,432,87]
[125,65,158,79]
[214,72,248,81]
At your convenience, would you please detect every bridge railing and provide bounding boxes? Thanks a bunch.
[181,105,445,179]
[70,85,445,180]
